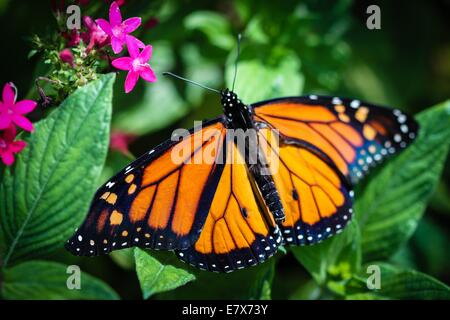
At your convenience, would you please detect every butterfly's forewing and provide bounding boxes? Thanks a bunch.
[258,128,353,245]
[65,119,227,256]
[175,139,282,272]
[253,96,418,184]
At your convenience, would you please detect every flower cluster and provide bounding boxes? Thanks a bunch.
[97,1,156,93]
[56,1,156,94]
[0,83,36,166]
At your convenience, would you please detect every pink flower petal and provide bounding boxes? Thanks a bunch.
[2,83,16,106]
[109,1,122,26]
[13,100,37,114]
[111,37,124,54]
[95,18,112,35]
[12,114,34,132]
[1,151,15,166]
[11,140,26,153]
[123,17,141,33]
[140,66,157,82]
[128,35,145,48]
[83,16,95,29]
[139,45,153,63]
[112,57,132,70]
[124,71,139,93]
[0,114,12,130]
[125,36,140,57]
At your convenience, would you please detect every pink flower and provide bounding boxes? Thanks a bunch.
[0,83,37,132]
[96,1,143,54]
[110,130,136,156]
[112,37,156,93]
[59,49,74,67]
[63,29,81,47]
[82,16,110,52]
[0,125,27,166]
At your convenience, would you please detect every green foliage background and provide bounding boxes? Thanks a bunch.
[0,0,449,300]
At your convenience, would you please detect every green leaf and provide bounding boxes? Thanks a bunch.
[134,248,195,299]
[346,263,450,300]
[291,220,361,284]
[0,74,115,267]
[247,259,275,300]
[110,248,135,271]
[288,280,323,300]
[182,44,223,107]
[151,251,279,300]
[410,218,450,276]
[1,260,119,300]
[355,100,450,261]
[429,180,450,215]
[184,11,235,50]
[225,49,304,102]
[245,17,270,45]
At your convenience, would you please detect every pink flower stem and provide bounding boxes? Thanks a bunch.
[35,77,60,108]
[105,53,114,73]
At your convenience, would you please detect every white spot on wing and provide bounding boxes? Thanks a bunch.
[350,100,360,108]
[400,124,408,133]
[398,115,406,123]
[332,97,342,105]
[106,181,115,188]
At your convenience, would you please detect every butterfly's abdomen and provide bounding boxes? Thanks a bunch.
[254,173,285,221]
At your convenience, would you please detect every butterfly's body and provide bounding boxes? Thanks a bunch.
[221,88,285,222]
[66,89,418,273]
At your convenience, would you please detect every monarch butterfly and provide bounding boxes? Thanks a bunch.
[66,48,418,273]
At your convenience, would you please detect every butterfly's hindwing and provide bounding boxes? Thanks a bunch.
[175,139,282,272]
[258,128,353,245]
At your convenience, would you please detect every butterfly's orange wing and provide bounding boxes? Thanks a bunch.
[253,96,418,184]
[66,119,227,255]
[176,139,282,272]
[258,128,353,245]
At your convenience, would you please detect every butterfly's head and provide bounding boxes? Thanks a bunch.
[221,89,253,128]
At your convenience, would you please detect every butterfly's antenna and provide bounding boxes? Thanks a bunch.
[231,33,242,92]
[162,72,221,94]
